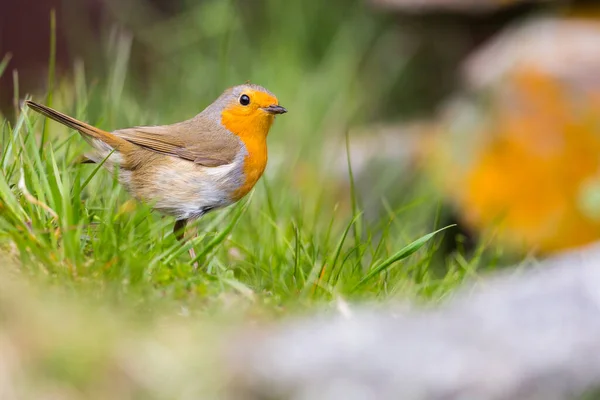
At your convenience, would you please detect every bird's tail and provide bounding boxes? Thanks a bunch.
[25,100,131,151]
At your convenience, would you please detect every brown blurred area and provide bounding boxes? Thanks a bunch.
[1,0,88,115]
[0,0,185,117]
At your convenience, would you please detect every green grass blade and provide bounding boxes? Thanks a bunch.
[353,225,456,291]
[190,199,250,265]
[345,130,362,252]
[40,10,57,155]
[327,211,363,285]
[0,53,12,79]
[79,150,115,192]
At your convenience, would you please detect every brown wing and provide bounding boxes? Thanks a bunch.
[114,116,241,167]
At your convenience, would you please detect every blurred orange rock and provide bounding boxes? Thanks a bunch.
[426,17,600,254]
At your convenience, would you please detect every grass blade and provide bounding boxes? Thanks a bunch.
[40,10,57,155]
[353,225,456,291]
[0,53,12,79]
[327,211,363,284]
[80,149,115,192]
[190,198,250,265]
[345,130,363,260]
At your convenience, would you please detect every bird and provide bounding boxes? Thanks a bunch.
[25,83,286,265]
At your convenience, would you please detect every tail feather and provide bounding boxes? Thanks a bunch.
[25,100,131,151]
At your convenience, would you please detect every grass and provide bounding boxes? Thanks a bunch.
[0,102,463,308]
[0,0,496,312]
[0,0,508,395]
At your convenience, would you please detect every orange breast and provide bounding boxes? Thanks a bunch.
[231,138,267,201]
[221,112,272,201]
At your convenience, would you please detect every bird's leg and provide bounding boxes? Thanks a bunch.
[173,219,187,242]
[173,218,199,270]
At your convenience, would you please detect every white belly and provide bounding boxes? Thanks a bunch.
[127,152,246,220]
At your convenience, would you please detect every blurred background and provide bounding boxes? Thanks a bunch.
[5,0,600,397]
[4,0,600,269]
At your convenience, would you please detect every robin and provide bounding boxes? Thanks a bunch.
[26,83,286,263]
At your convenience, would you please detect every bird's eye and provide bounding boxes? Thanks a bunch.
[240,94,250,106]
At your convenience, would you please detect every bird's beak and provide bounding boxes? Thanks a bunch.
[262,105,287,115]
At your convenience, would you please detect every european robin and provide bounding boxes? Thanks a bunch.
[26,83,286,263]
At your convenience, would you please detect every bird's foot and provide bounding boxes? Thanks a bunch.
[189,246,199,271]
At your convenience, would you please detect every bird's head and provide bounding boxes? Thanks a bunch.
[214,83,286,139]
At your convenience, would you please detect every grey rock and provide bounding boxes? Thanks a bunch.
[227,244,600,399]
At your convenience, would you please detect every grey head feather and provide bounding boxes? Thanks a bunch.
[197,83,275,122]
